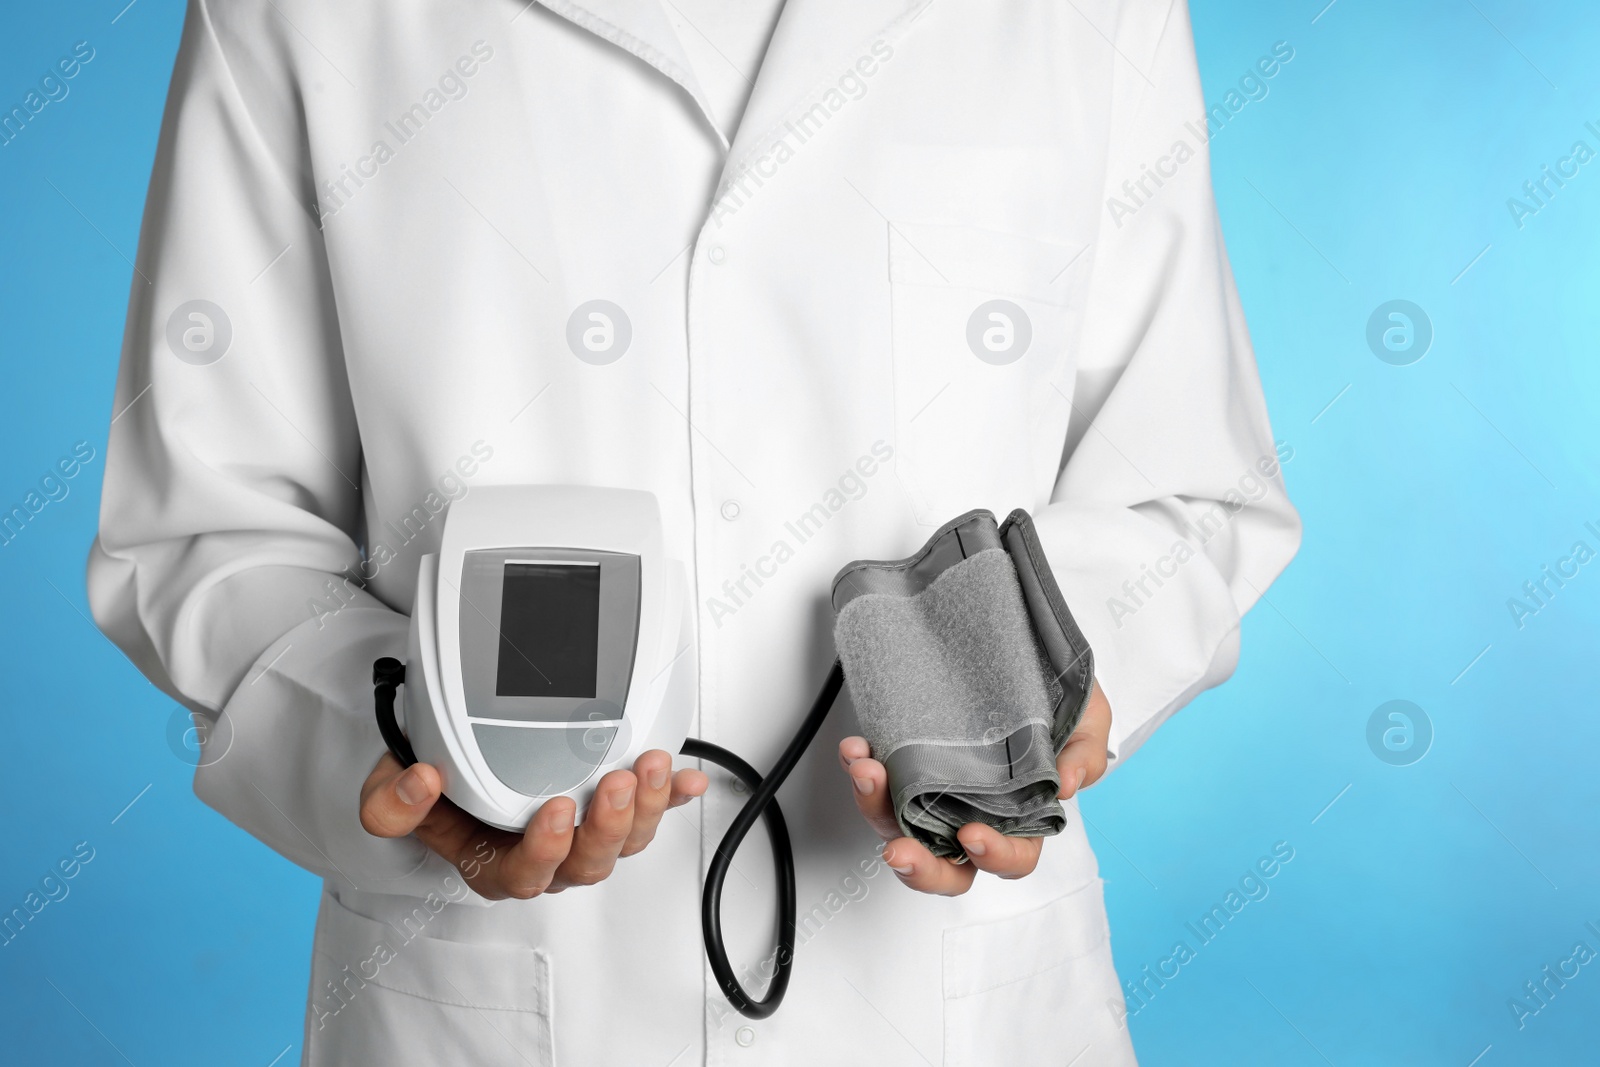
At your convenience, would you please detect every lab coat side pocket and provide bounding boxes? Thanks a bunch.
[886,222,1089,526]
[941,878,1136,1067]
[303,891,556,1067]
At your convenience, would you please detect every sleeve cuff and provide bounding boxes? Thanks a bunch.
[195,599,484,903]
[1030,503,1244,770]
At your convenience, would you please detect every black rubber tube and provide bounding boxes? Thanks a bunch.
[371,655,846,1019]
[678,737,793,1016]
[681,659,845,1019]
[372,657,417,768]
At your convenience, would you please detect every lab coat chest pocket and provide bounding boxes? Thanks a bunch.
[887,222,1089,525]
[304,891,555,1067]
[942,878,1135,1067]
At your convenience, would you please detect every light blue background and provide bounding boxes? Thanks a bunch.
[3,1,1596,1063]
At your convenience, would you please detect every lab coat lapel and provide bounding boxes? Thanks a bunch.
[713,0,931,206]
[528,0,728,149]
[530,0,931,198]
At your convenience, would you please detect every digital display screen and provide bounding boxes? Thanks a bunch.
[495,562,601,699]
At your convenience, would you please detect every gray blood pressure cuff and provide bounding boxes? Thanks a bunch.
[831,509,1094,861]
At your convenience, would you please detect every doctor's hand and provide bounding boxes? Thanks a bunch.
[839,680,1113,896]
[359,750,708,900]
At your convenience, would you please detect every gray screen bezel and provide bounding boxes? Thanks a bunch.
[458,547,640,722]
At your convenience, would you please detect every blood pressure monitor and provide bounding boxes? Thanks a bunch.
[370,482,849,1020]
[395,485,693,830]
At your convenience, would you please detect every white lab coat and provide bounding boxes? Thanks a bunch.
[88,0,1300,1063]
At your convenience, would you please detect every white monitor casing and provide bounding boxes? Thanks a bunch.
[401,485,692,830]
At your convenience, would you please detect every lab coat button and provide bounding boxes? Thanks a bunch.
[708,244,727,265]
[720,499,741,521]
[735,1026,755,1047]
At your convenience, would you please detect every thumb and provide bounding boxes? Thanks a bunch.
[359,754,443,838]
[1057,681,1113,798]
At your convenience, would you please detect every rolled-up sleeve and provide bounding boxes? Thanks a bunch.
[1034,0,1302,767]
[87,0,458,896]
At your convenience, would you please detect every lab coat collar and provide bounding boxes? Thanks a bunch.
[529,0,728,147]
[718,0,930,202]
[530,0,931,200]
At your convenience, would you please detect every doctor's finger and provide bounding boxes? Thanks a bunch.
[359,754,442,838]
[1055,735,1105,800]
[669,767,709,807]
[845,754,902,842]
[956,824,1043,880]
[838,735,872,771]
[622,766,707,858]
[620,750,676,857]
[479,798,577,899]
[551,769,636,887]
[881,838,977,896]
